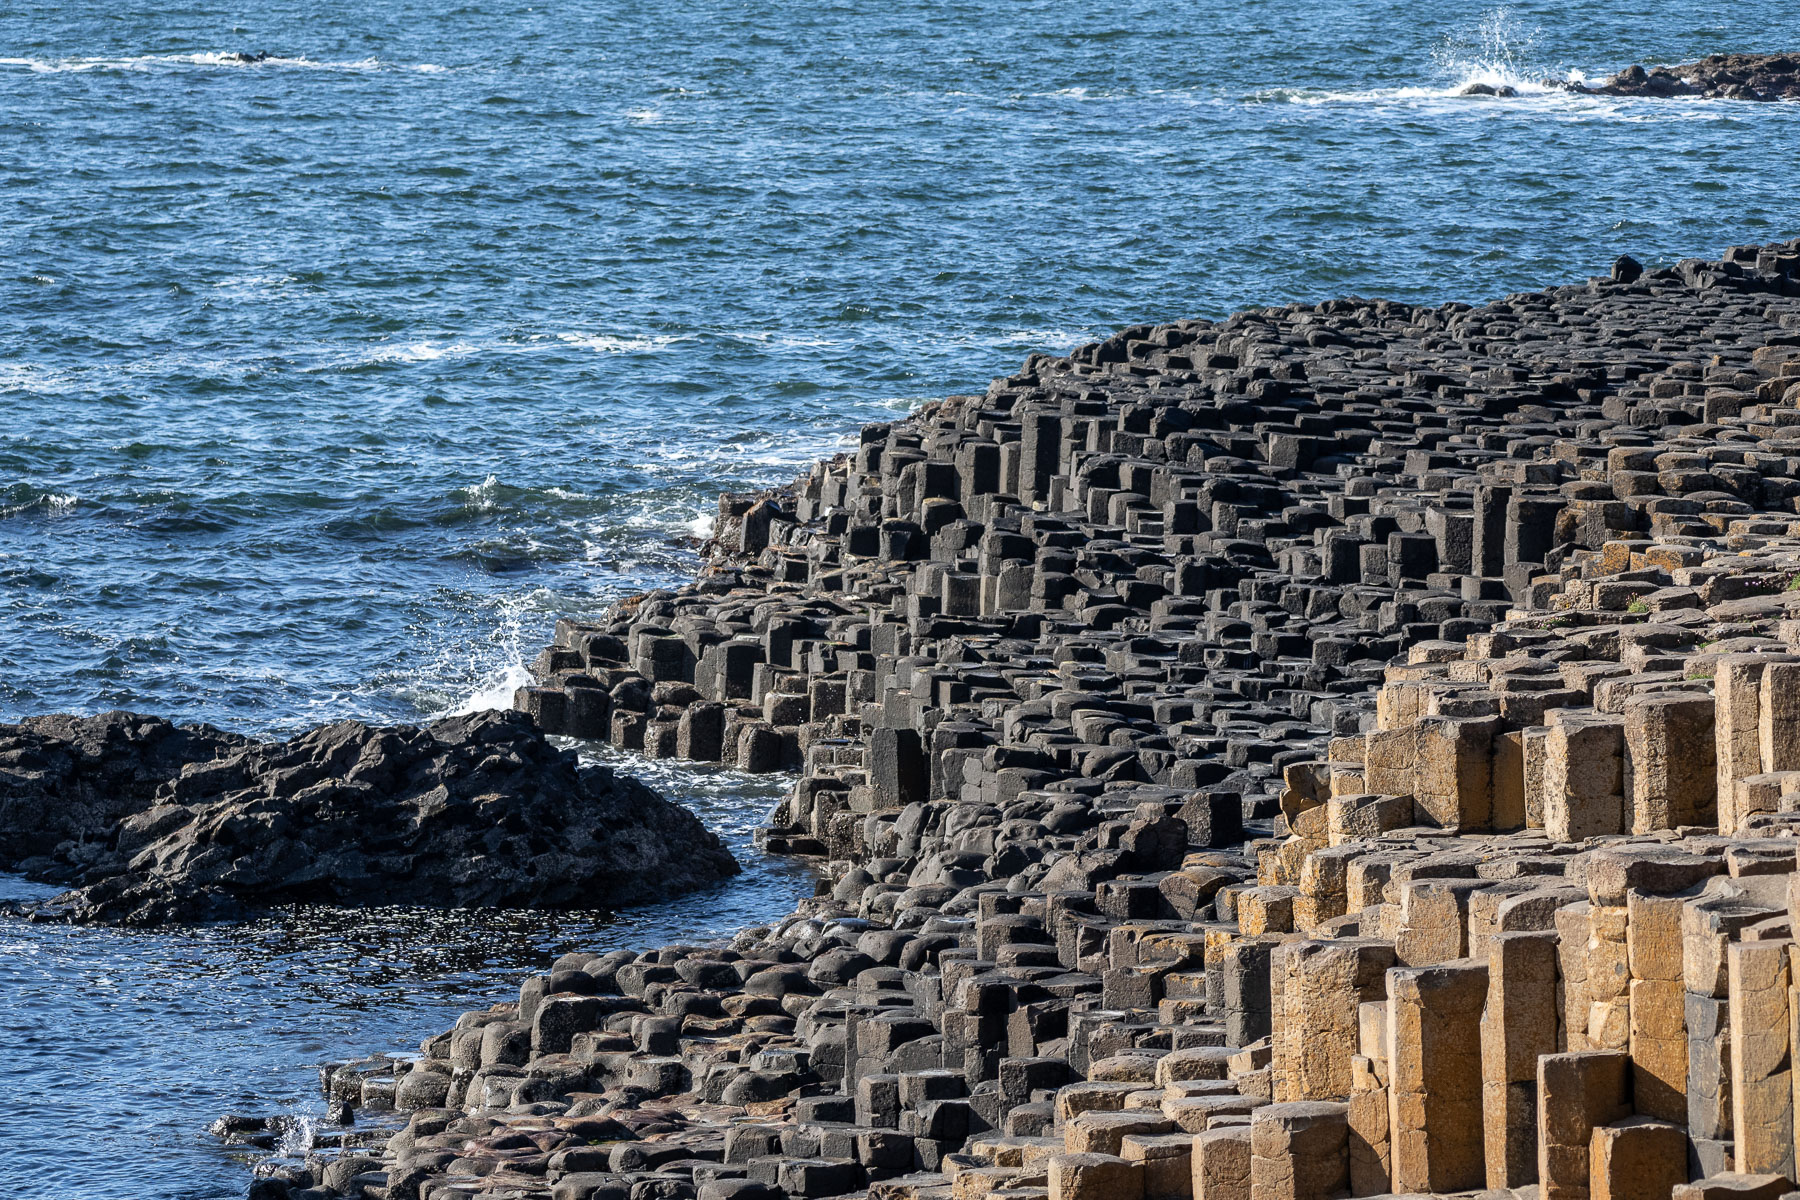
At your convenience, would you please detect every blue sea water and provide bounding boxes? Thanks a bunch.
[1,0,1797,1195]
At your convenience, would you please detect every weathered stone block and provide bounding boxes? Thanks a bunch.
[1193,1125,1252,1200]
[1120,1132,1193,1200]
[1545,712,1625,843]
[1537,1050,1629,1200]
[1727,938,1795,1180]
[1414,715,1497,831]
[1347,1064,1390,1196]
[1759,660,1800,774]
[1387,960,1488,1193]
[1716,656,1774,827]
[1050,1152,1145,1200]
[1249,1101,1349,1200]
[1482,931,1559,1189]
[1623,692,1717,832]
[1588,1117,1687,1200]
[1671,1173,1793,1200]
[1361,727,1416,802]
[1273,938,1394,1103]
[1494,728,1527,832]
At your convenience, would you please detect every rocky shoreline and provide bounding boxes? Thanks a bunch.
[1448,53,1800,101]
[0,708,737,924]
[1587,53,1800,102]
[217,236,1800,1200]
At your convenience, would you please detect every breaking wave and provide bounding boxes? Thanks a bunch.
[1252,9,1605,107]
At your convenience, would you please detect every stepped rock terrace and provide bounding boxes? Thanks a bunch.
[275,240,1800,1200]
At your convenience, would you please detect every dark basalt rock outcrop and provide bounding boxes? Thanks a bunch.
[1590,52,1800,101]
[0,708,737,925]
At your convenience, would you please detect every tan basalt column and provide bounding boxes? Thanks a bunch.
[1792,943,1800,1194]
[1682,893,1778,1161]
[1588,1116,1688,1200]
[1249,1101,1350,1200]
[1523,724,1551,828]
[1729,772,1800,837]
[1482,931,1560,1189]
[1387,959,1489,1193]
[1622,692,1716,832]
[1273,939,1395,1103]
[1545,711,1626,842]
[1050,1152,1146,1200]
[1537,1050,1629,1200]
[1120,1132,1195,1200]
[1193,1125,1253,1200]
[1671,1174,1795,1200]
[1347,1001,1391,1195]
[1557,901,1593,1053]
[1715,656,1773,831]
[1294,845,1355,931]
[1491,727,1527,831]
[1375,678,1424,728]
[1414,713,1497,831]
[1758,660,1800,774]
[1361,726,1416,799]
[1728,938,1795,1180]
[1394,877,1481,966]
[1586,904,1631,1053]
[1624,889,1687,1124]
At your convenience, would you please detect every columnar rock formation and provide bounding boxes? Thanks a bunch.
[273,240,1800,1200]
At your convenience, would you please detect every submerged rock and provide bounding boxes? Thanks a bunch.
[0,708,737,924]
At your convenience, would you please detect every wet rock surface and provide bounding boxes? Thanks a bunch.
[1587,52,1800,101]
[1,708,738,924]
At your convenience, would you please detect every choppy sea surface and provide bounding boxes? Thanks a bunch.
[2,0,1797,1195]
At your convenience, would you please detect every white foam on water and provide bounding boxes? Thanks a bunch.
[300,331,682,371]
[208,272,304,299]
[301,338,473,371]
[543,486,594,502]
[378,340,481,364]
[552,332,684,354]
[0,52,441,74]
[458,474,506,512]
[983,327,1095,352]
[0,489,82,519]
[737,331,841,349]
[0,363,45,392]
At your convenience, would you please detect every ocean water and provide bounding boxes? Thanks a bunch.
[1,0,1797,1195]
